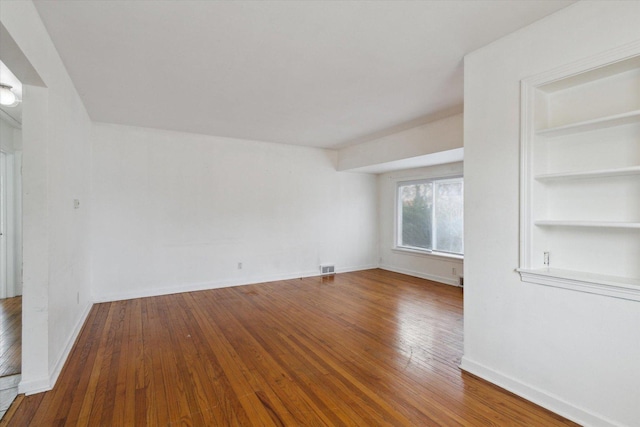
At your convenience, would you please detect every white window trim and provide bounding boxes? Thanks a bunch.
[392,246,464,261]
[395,175,464,257]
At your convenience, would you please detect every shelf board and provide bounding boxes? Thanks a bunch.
[534,220,640,229]
[536,110,640,137]
[517,267,640,301]
[535,165,640,181]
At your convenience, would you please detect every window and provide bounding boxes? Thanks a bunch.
[397,177,463,256]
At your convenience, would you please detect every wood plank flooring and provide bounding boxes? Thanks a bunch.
[0,297,21,378]
[2,270,577,426]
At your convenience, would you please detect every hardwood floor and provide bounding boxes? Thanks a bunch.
[0,297,21,378]
[2,270,576,426]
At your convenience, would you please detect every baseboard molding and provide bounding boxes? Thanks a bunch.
[0,378,19,411]
[93,264,378,303]
[379,264,460,287]
[19,302,93,396]
[460,356,619,427]
[0,375,20,390]
[17,377,50,396]
[49,302,93,389]
[336,264,378,275]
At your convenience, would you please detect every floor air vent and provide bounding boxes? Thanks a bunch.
[320,264,335,275]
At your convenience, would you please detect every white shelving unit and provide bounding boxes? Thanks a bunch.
[519,42,640,301]
[534,220,640,229]
[536,109,640,137]
[535,165,640,182]
[516,268,640,302]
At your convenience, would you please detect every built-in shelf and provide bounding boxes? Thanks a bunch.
[537,110,640,137]
[535,165,640,181]
[517,268,640,301]
[521,45,640,302]
[534,220,640,229]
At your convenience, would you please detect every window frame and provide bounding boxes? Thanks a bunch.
[395,176,464,258]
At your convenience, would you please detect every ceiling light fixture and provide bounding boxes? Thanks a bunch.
[0,84,19,107]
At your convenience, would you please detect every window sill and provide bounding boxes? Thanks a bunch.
[392,247,464,261]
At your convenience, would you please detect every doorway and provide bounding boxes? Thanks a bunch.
[0,61,23,417]
[0,146,22,376]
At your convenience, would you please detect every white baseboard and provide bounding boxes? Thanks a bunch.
[0,375,20,390]
[0,387,18,412]
[49,302,93,389]
[18,377,50,396]
[19,301,93,396]
[460,356,619,427]
[379,264,460,287]
[93,264,378,303]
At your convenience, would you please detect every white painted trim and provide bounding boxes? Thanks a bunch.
[0,376,19,412]
[0,151,7,299]
[12,151,21,296]
[395,175,464,257]
[391,247,464,261]
[19,301,93,395]
[18,377,50,396]
[0,148,18,298]
[521,40,640,88]
[0,375,20,390]
[519,40,640,299]
[379,264,460,287]
[48,302,93,390]
[4,151,15,298]
[517,268,640,302]
[0,109,21,129]
[459,356,620,427]
[534,220,640,229]
[535,165,640,181]
[536,109,640,137]
[519,77,536,271]
[93,264,378,303]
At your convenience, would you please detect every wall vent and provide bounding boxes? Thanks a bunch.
[320,264,335,276]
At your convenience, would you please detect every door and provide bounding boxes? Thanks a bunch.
[0,151,7,298]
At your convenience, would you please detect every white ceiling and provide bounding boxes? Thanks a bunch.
[33,0,573,149]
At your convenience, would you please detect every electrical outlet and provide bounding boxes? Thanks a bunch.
[452,267,457,276]
[544,252,550,266]
[237,262,243,270]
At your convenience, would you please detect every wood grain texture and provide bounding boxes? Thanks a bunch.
[2,270,577,426]
[0,297,21,378]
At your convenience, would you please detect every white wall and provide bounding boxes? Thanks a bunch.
[337,113,463,171]
[462,2,640,426]
[378,162,463,286]
[91,123,378,301]
[1,2,93,394]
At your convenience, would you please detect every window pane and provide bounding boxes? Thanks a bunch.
[434,180,463,254]
[400,183,432,250]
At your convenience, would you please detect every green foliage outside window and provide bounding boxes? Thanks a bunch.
[398,178,463,255]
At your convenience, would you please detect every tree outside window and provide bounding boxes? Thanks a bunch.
[398,177,463,255]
